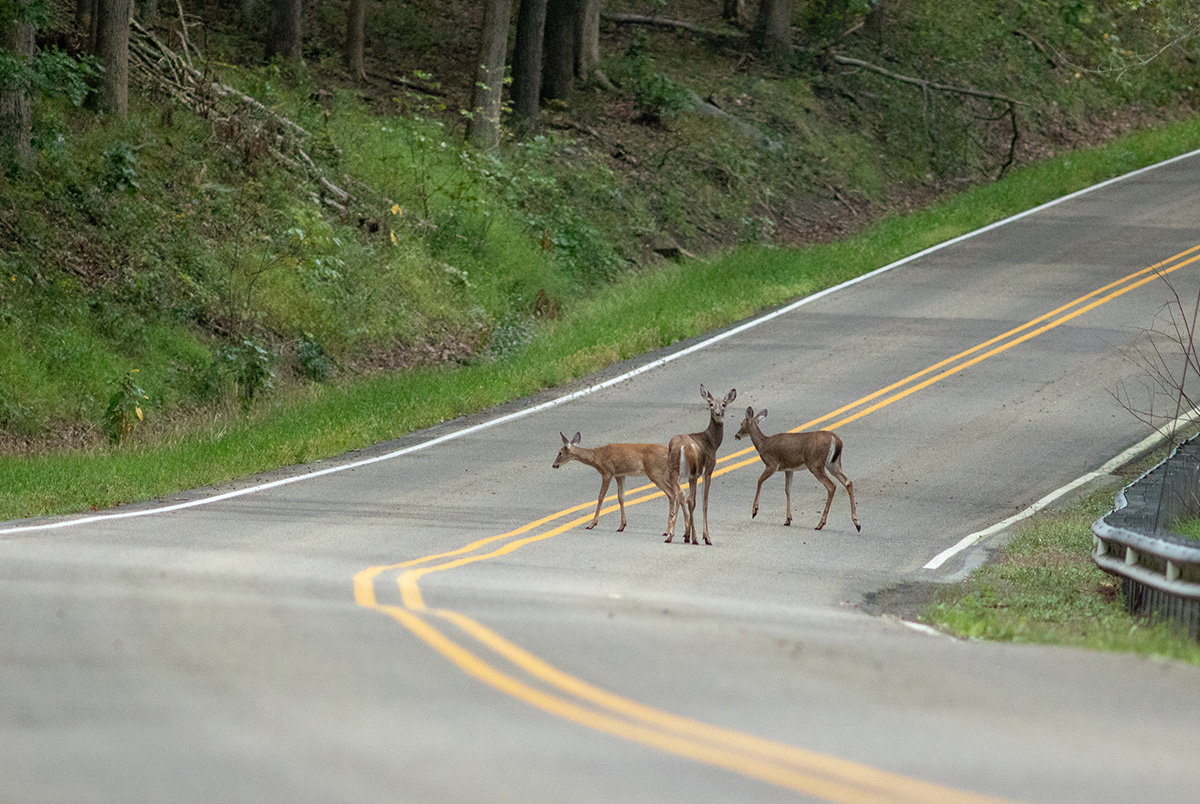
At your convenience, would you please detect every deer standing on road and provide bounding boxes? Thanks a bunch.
[552,432,685,535]
[666,385,737,545]
[734,407,861,532]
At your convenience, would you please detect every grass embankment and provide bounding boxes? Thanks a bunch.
[3,115,1200,522]
[922,489,1200,665]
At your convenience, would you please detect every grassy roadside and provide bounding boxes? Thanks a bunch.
[3,116,1200,522]
[921,444,1200,663]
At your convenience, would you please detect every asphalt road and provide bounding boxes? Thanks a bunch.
[4,152,1200,804]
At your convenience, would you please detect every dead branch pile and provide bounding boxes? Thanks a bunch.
[128,20,386,222]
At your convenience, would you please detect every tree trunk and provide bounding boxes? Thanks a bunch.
[722,0,748,28]
[753,0,793,67]
[266,0,302,63]
[574,0,599,80]
[541,0,577,101]
[865,0,885,46]
[138,0,159,27]
[345,0,365,81]
[94,0,132,117]
[511,0,548,135]
[0,17,35,167]
[76,0,95,30]
[465,0,512,152]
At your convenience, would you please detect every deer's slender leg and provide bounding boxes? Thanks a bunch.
[813,468,837,530]
[589,476,610,530]
[615,476,627,532]
[829,466,861,531]
[699,468,714,545]
[752,466,777,519]
[648,465,681,537]
[784,469,793,526]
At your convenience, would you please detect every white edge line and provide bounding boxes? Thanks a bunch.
[6,147,1200,537]
[922,404,1200,570]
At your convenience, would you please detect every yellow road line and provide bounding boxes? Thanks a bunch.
[355,246,1200,803]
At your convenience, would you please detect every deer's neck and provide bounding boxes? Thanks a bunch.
[702,415,724,451]
[745,420,768,453]
[571,446,600,469]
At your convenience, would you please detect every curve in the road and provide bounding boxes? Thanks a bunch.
[354,242,1200,803]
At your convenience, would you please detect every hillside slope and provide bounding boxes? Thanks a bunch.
[0,0,1197,456]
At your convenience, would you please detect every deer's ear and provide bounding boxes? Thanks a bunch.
[726,388,737,403]
[699,383,711,401]
[745,406,754,417]
[572,432,582,445]
[759,408,768,419]
[560,432,569,445]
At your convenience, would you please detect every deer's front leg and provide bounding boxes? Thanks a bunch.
[783,470,793,526]
[699,468,713,545]
[615,476,627,532]
[752,466,776,519]
[588,476,611,530]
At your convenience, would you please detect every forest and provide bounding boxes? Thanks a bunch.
[0,0,1198,481]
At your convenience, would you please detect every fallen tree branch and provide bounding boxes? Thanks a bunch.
[831,54,1026,106]
[601,12,1025,107]
[601,12,744,45]
[126,18,403,229]
[686,89,782,152]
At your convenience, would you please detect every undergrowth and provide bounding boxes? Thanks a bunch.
[922,491,1200,664]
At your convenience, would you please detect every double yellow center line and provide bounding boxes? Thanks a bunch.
[354,244,1200,802]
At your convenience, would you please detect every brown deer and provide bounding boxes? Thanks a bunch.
[552,432,685,535]
[734,407,861,532]
[666,385,737,545]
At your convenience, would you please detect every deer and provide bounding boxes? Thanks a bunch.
[666,385,737,545]
[552,432,686,535]
[734,406,861,532]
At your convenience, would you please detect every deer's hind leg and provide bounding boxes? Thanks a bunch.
[811,466,838,530]
[828,464,861,532]
[648,464,684,539]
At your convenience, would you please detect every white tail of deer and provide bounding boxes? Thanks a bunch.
[734,406,861,532]
[666,385,737,545]
[552,432,685,535]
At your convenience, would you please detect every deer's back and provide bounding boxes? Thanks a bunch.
[595,443,669,475]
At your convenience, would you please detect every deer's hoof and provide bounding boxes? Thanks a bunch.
[855,523,862,532]
[617,525,626,533]
[586,523,597,530]
[784,519,791,526]
[751,509,758,519]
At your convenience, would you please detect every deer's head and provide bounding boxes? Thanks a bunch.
[700,384,737,424]
[552,431,582,468]
[734,406,766,441]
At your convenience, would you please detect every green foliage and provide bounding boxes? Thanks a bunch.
[220,338,276,403]
[612,34,697,123]
[101,142,140,195]
[103,369,149,445]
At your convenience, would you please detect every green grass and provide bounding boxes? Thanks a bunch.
[922,491,1200,663]
[1171,517,1200,541]
[3,113,1200,522]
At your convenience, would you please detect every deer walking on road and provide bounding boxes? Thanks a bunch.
[552,432,685,535]
[666,385,737,545]
[734,407,861,532]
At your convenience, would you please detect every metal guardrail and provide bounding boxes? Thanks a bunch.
[1092,435,1200,637]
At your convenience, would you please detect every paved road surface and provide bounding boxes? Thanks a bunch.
[4,153,1200,803]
